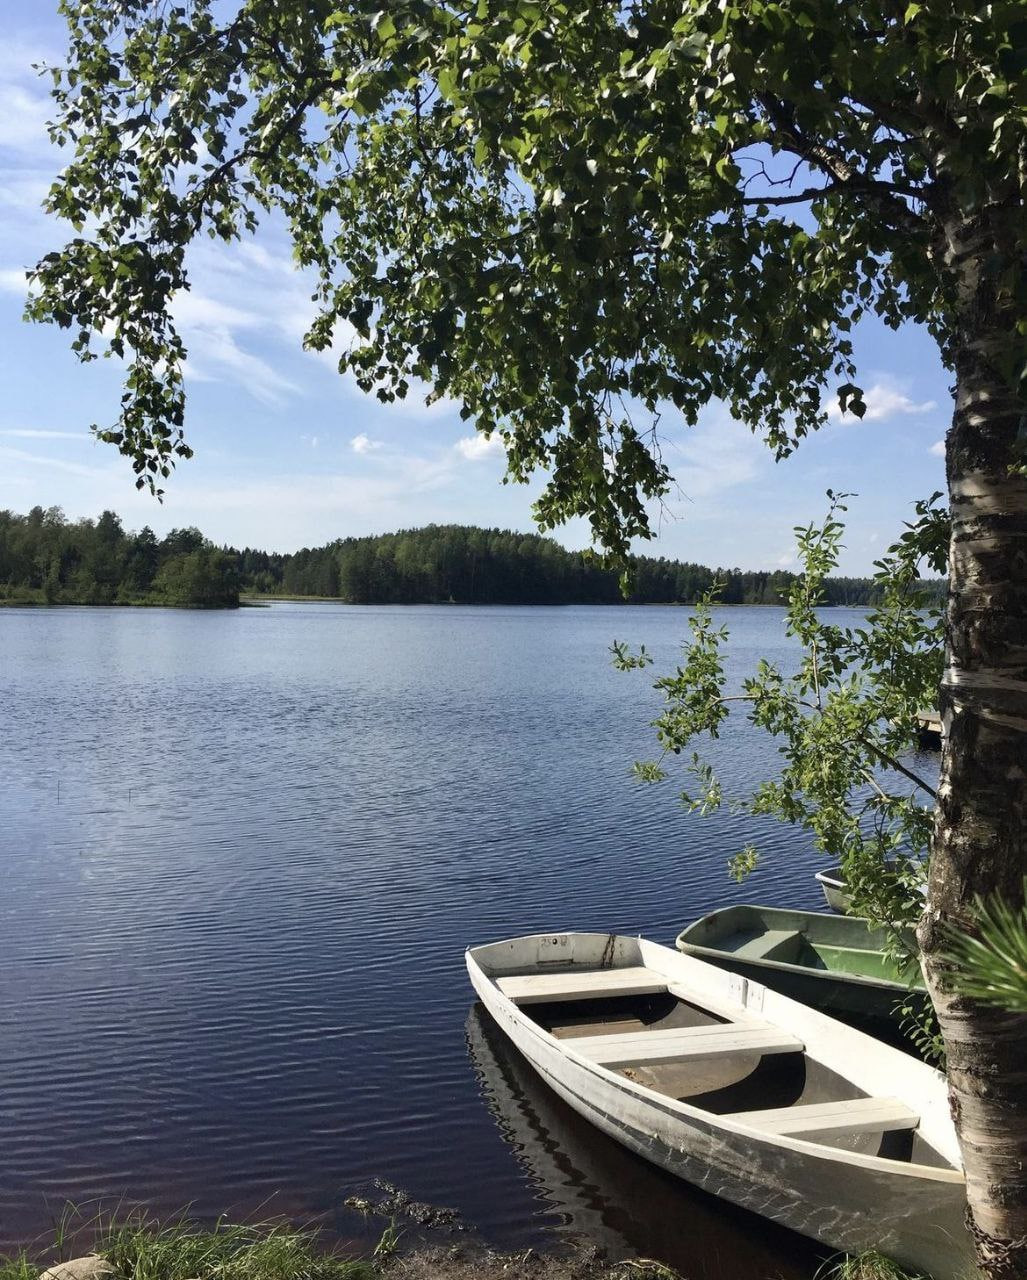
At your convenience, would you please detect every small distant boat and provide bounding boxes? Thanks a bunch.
[815,862,927,916]
[815,866,855,914]
[675,905,924,1023]
[467,932,971,1278]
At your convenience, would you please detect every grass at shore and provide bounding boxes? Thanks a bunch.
[817,1253,931,1280]
[0,1215,944,1280]
[101,1218,375,1280]
[0,1217,374,1280]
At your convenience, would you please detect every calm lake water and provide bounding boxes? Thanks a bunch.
[2,603,890,1274]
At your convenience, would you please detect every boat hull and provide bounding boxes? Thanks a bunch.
[681,952,926,1028]
[675,905,926,1027]
[468,936,972,1280]
[815,868,854,914]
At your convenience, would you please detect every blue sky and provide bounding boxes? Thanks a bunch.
[0,2,950,573]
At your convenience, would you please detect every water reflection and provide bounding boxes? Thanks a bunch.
[465,1004,826,1280]
[0,602,901,1264]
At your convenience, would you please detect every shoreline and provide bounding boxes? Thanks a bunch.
[7,1207,922,1280]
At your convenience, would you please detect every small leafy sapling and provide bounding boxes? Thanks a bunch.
[614,494,946,1050]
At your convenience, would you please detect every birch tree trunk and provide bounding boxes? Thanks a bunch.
[919,208,1027,1280]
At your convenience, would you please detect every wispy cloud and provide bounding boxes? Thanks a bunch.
[456,433,504,461]
[171,291,263,334]
[0,40,60,83]
[174,293,300,404]
[0,444,112,479]
[829,380,937,423]
[351,433,383,455]
[668,409,768,500]
[0,428,90,441]
[929,440,945,457]
[0,171,50,216]
[0,267,29,294]
[0,82,52,154]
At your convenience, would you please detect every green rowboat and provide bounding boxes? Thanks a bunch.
[676,904,924,1023]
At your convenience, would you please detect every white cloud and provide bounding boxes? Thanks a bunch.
[929,440,946,457]
[668,408,768,500]
[0,428,90,441]
[171,291,262,333]
[351,433,383,455]
[0,171,49,214]
[0,444,112,480]
[0,267,29,294]
[0,40,60,82]
[169,280,301,404]
[236,241,303,279]
[0,83,51,154]
[456,433,504,461]
[829,381,937,423]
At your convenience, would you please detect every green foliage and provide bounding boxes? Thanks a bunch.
[897,991,947,1065]
[370,1222,402,1265]
[276,527,921,606]
[1,1213,375,1280]
[27,1,1027,556]
[817,1249,931,1280]
[618,495,946,1050]
[946,884,1027,1013]
[0,1255,36,1280]
[1,512,929,609]
[0,507,239,608]
[151,547,240,608]
[728,844,760,883]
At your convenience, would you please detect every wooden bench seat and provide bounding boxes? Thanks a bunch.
[730,1096,919,1139]
[496,966,668,1005]
[728,928,802,961]
[567,1022,803,1069]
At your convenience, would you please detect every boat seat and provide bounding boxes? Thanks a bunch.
[568,1022,803,1069]
[496,966,668,1005]
[727,928,803,961]
[730,1096,919,1139]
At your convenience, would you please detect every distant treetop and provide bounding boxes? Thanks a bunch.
[0,510,940,609]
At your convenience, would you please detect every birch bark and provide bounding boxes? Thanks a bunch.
[920,207,1027,1279]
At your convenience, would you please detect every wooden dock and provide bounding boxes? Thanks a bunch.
[915,710,943,750]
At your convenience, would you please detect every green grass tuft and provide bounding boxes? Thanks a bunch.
[818,1251,930,1280]
[96,1215,375,1280]
[0,1254,39,1280]
[1,1213,375,1280]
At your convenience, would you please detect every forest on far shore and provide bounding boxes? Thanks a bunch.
[0,507,944,609]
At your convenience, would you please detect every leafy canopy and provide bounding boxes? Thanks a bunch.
[29,1,1027,555]
[614,492,948,1053]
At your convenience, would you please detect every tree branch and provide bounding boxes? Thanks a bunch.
[756,94,929,235]
[715,693,938,798]
[739,179,925,208]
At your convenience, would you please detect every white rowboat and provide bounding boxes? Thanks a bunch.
[466,932,973,1279]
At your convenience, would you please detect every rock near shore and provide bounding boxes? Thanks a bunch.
[39,1257,114,1280]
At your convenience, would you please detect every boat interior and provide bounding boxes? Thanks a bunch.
[679,906,922,985]
[493,965,951,1171]
[711,926,910,983]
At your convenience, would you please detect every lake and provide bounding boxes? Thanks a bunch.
[1,602,886,1275]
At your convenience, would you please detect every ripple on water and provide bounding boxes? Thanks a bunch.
[0,604,882,1275]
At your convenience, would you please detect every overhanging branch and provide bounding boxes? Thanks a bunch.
[756,93,929,235]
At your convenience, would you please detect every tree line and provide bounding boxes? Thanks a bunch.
[0,508,942,609]
[0,506,240,607]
